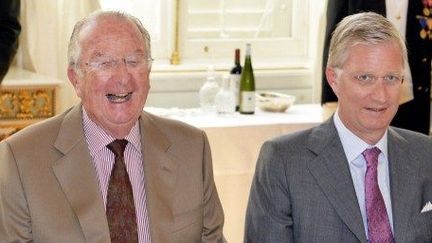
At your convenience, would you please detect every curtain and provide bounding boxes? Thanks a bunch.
[16,0,100,112]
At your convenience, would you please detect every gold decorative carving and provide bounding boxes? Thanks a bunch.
[0,126,20,141]
[0,88,55,120]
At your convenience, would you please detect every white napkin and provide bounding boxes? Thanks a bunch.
[420,201,432,213]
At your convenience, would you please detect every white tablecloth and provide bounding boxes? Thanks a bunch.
[145,104,324,243]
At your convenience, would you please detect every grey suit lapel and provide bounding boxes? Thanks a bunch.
[52,105,111,243]
[306,119,367,242]
[140,112,177,242]
[387,128,419,243]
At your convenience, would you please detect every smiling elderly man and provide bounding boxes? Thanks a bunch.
[0,10,225,243]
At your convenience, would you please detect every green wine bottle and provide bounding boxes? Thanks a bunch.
[239,43,255,114]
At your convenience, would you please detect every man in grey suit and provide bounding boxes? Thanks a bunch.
[0,10,225,242]
[245,12,432,243]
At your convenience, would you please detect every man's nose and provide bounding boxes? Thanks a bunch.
[371,81,388,102]
[110,60,130,82]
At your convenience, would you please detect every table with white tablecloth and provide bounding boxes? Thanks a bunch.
[145,104,324,243]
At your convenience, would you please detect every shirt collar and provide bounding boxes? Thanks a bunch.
[82,107,142,157]
[333,110,388,164]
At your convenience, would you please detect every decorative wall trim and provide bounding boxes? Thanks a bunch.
[0,87,56,120]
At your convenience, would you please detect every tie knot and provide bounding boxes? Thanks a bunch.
[362,147,381,168]
[107,139,128,158]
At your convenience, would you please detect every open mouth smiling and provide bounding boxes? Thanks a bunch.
[365,107,386,112]
[106,92,133,103]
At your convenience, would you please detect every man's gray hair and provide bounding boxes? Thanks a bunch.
[327,12,407,69]
[67,10,151,71]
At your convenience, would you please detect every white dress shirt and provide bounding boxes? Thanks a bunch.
[333,111,394,238]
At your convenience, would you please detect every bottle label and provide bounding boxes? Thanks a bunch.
[230,74,241,107]
[240,91,255,113]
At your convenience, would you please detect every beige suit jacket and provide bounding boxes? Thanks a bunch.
[0,105,225,243]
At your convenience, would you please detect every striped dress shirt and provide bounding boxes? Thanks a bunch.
[82,109,152,243]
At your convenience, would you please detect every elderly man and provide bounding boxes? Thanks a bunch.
[245,12,432,243]
[0,11,225,243]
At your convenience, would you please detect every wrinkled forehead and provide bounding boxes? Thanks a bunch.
[78,16,146,54]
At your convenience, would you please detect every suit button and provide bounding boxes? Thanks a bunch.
[422,58,428,63]
[417,86,423,91]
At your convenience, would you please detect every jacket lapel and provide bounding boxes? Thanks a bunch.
[306,118,367,242]
[387,128,419,243]
[51,105,111,243]
[140,112,177,242]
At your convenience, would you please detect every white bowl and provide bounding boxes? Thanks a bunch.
[256,92,296,112]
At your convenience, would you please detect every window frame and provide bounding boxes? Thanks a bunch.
[177,0,310,64]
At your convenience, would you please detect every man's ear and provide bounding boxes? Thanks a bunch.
[326,67,339,97]
[67,67,82,97]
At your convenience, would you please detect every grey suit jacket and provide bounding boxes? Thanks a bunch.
[0,104,225,243]
[244,118,432,243]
